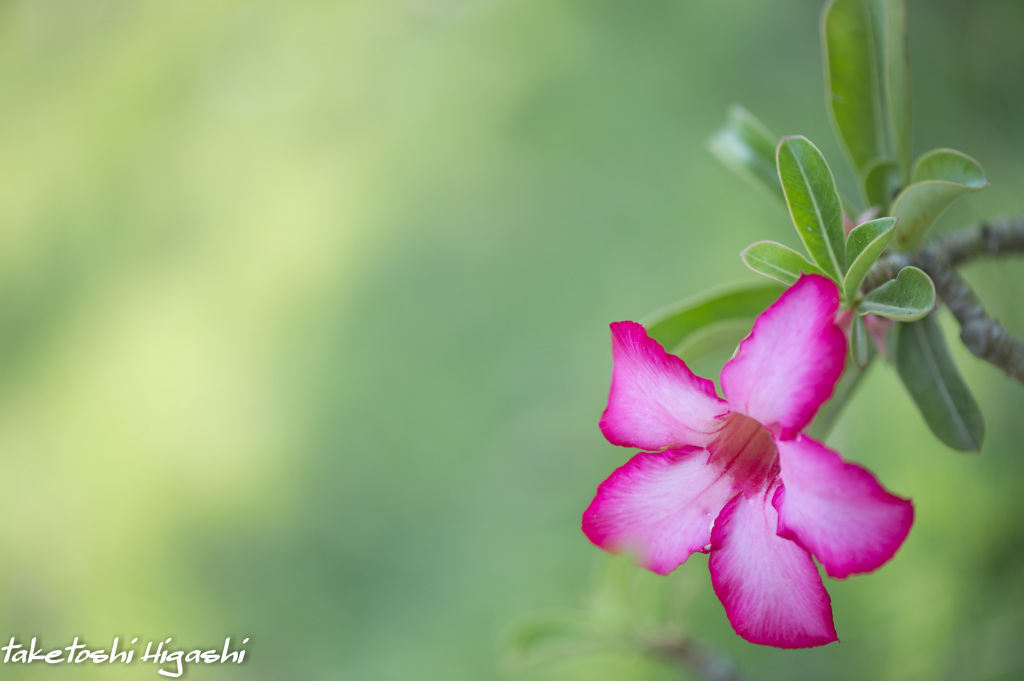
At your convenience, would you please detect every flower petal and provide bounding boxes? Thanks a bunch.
[720,274,846,438]
[706,412,780,497]
[774,435,914,579]
[600,321,728,450]
[709,487,837,648]
[583,447,739,576]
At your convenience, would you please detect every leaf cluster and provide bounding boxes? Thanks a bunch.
[672,0,989,450]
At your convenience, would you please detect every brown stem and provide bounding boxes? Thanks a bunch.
[865,217,1024,383]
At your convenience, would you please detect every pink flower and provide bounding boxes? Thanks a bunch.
[583,274,913,648]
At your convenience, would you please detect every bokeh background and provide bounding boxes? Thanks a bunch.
[1,0,1023,679]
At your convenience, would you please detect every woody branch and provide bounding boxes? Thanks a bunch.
[865,216,1024,383]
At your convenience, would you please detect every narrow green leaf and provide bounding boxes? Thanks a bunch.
[891,148,989,250]
[895,314,984,451]
[643,281,783,352]
[862,157,902,211]
[886,0,913,179]
[708,105,784,204]
[843,216,896,302]
[777,136,847,280]
[823,0,895,175]
[859,265,934,320]
[672,319,755,364]
[741,241,829,286]
[807,357,873,440]
[851,315,869,368]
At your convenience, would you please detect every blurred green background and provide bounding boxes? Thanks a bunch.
[1,0,1023,679]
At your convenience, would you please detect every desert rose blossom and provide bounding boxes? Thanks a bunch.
[583,274,913,648]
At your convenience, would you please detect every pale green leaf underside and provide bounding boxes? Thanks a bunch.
[891,148,988,251]
[844,216,896,301]
[709,105,785,204]
[672,318,756,364]
[777,135,847,280]
[859,265,934,319]
[914,147,988,185]
[643,281,783,352]
[741,241,829,286]
[895,314,984,451]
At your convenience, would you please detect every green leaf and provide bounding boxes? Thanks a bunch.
[643,281,783,352]
[886,0,913,179]
[708,105,785,205]
[807,357,873,440]
[823,0,897,175]
[851,315,869,368]
[895,314,984,451]
[859,265,935,319]
[503,612,607,667]
[890,148,989,250]
[862,157,902,211]
[843,216,896,302]
[672,319,754,364]
[777,136,847,280]
[741,241,829,286]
